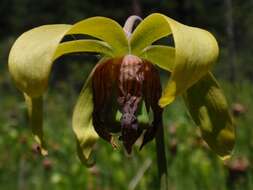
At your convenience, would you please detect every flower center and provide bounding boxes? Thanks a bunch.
[117,55,145,153]
[92,54,163,154]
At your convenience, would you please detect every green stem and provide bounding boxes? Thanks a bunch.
[155,123,168,190]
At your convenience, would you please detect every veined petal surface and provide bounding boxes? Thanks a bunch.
[183,73,235,158]
[130,13,219,107]
[140,45,175,72]
[53,39,114,61]
[66,17,129,55]
[9,25,72,97]
[24,94,48,155]
[72,62,104,164]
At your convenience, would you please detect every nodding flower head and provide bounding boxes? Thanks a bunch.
[9,13,234,165]
[92,55,163,154]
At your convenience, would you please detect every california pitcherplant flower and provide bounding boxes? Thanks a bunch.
[8,13,235,165]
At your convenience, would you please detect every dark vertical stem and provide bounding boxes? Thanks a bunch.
[224,0,237,85]
[132,0,142,16]
[155,123,168,190]
[176,0,193,24]
[18,156,27,190]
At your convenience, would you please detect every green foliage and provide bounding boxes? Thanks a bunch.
[0,75,252,190]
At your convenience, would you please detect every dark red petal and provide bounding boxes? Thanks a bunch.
[92,59,120,144]
[140,61,163,149]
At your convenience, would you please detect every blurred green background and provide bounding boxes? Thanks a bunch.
[0,0,253,189]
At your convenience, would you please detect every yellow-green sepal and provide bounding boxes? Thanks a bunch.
[24,94,48,156]
[140,45,175,72]
[130,14,172,55]
[130,13,219,107]
[183,73,235,158]
[53,39,114,61]
[8,20,122,98]
[66,16,129,56]
[9,25,72,97]
[72,64,100,165]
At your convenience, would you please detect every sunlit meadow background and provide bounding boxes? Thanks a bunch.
[0,1,253,189]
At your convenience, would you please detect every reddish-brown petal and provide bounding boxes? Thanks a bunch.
[92,55,163,153]
[92,59,119,144]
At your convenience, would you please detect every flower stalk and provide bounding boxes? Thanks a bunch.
[155,122,168,190]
